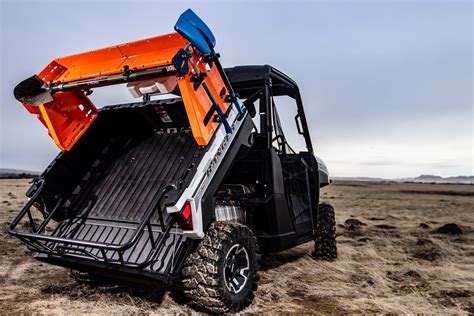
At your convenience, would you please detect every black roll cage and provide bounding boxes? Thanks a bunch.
[226,65,320,249]
[225,65,315,160]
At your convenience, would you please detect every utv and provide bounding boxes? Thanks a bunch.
[8,9,336,313]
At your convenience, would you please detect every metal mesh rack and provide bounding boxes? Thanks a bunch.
[9,130,202,275]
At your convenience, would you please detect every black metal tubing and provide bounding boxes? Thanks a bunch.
[227,65,315,159]
[34,252,176,284]
[8,179,46,233]
[267,67,315,160]
[8,179,176,267]
[263,77,273,149]
[50,65,177,92]
[32,219,176,269]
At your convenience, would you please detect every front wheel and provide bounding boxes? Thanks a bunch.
[181,221,260,313]
[313,203,337,261]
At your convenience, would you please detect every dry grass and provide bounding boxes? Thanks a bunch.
[1,179,473,314]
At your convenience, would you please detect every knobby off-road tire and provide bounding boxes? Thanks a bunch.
[313,202,337,261]
[181,221,260,313]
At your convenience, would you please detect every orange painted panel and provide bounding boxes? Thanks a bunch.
[35,92,97,151]
[39,32,188,84]
[178,55,229,146]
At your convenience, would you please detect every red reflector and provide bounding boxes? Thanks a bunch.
[171,201,193,230]
[182,203,192,221]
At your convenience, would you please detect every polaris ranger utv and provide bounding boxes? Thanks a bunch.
[8,9,336,313]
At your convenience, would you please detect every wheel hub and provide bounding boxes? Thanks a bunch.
[224,244,250,294]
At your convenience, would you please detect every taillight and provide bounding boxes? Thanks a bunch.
[171,201,193,230]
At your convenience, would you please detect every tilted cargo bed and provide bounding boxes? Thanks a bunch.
[51,129,199,268]
[9,99,208,280]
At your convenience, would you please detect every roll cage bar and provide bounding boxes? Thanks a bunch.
[225,65,315,158]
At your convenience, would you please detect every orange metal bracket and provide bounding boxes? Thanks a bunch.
[21,90,98,151]
[36,92,97,151]
[177,53,229,145]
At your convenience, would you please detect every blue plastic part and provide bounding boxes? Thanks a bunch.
[174,9,238,130]
[171,48,190,75]
[230,91,245,118]
[174,9,216,55]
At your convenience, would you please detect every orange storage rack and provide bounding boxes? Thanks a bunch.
[19,32,230,150]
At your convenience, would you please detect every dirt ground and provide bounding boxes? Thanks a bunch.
[0,178,473,314]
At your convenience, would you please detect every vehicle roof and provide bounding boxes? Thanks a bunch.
[225,65,300,99]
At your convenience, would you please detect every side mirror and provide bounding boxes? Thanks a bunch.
[174,9,216,55]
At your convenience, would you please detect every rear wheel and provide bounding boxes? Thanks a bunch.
[313,203,337,260]
[181,221,260,313]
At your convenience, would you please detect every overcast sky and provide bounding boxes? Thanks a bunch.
[0,0,472,178]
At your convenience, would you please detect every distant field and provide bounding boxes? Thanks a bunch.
[1,179,473,314]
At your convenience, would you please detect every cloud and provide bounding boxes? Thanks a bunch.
[0,1,472,178]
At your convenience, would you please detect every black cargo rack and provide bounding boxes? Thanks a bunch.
[9,121,204,277]
[9,178,177,265]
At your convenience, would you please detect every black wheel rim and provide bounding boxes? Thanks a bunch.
[224,244,250,294]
